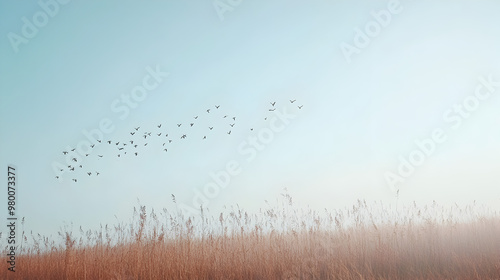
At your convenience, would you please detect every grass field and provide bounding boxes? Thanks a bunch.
[3,194,500,279]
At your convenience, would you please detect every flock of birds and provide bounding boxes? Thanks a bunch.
[57,100,303,183]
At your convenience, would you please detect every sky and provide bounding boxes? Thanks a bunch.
[1,0,500,239]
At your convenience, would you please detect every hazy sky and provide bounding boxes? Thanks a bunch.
[1,0,500,238]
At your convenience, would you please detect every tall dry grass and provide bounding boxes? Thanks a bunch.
[2,194,500,279]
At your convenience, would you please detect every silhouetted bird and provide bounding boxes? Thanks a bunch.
[203,136,207,140]
[163,149,168,152]
[90,144,95,148]
[194,116,198,119]
[131,132,135,135]
[168,140,172,143]
[97,140,102,143]
[290,100,296,103]
[207,109,211,113]
[157,133,162,136]
[271,102,276,107]
[72,158,77,162]
[63,151,68,155]
[298,105,303,109]
[98,155,103,158]
[96,172,100,176]
[223,115,227,118]
[144,143,148,146]
[116,142,119,145]
[158,124,162,128]
[269,109,276,112]
[69,167,74,171]
[181,134,187,139]
[87,172,92,176]
[143,135,147,139]
[135,127,140,131]
[215,105,220,109]
[190,123,194,127]
[230,123,235,127]
[118,148,124,151]
[71,148,76,151]
[130,140,134,144]
[79,165,83,168]
[228,130,231,135]
[177,124,182,127]
[135,152,138,156]
[85,154,89,157]
[72,179,77,182]
[107,141,111,144]
[209,127,213,130]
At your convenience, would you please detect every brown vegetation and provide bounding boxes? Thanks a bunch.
[3,194,500,279]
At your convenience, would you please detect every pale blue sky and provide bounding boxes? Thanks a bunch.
[1,0,500,238]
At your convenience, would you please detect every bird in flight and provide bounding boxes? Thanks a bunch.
[72,179,77,182]
[227,130,231,135]
[144,143,148,146]
[194,116,198,119]
[181,134,187,139]
[177,124,182,127]
[63,151,68,155]
[298,105,303,109]
[131,132,135,135]
[207,109,211,113]
[269,108,276,112]
[223,115,227,118]
[98,155,103,158]
[87,172,92,176]
[135,152,138,156]
[215,105,220,109]
[209,127,213,130]
[85,154,89,157]
[190,123,194,127]
[96,172,100,176]
[118,147,124,151]
[130,140,134,144]
[271,102,276,107]
[290,99,296,103]
[97,140,102,143]
[163,149,168,152]
[90,144,95,148]
[116,142,120,145]
[203,136,206,140]
[72,158,77,162]
[107,141,111,144]
[157,133,162,136]
[157,124,162,128]
[143,135,147,139]
[230,123,235,127]
[233,117,236,121]
[71,148,76,152]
